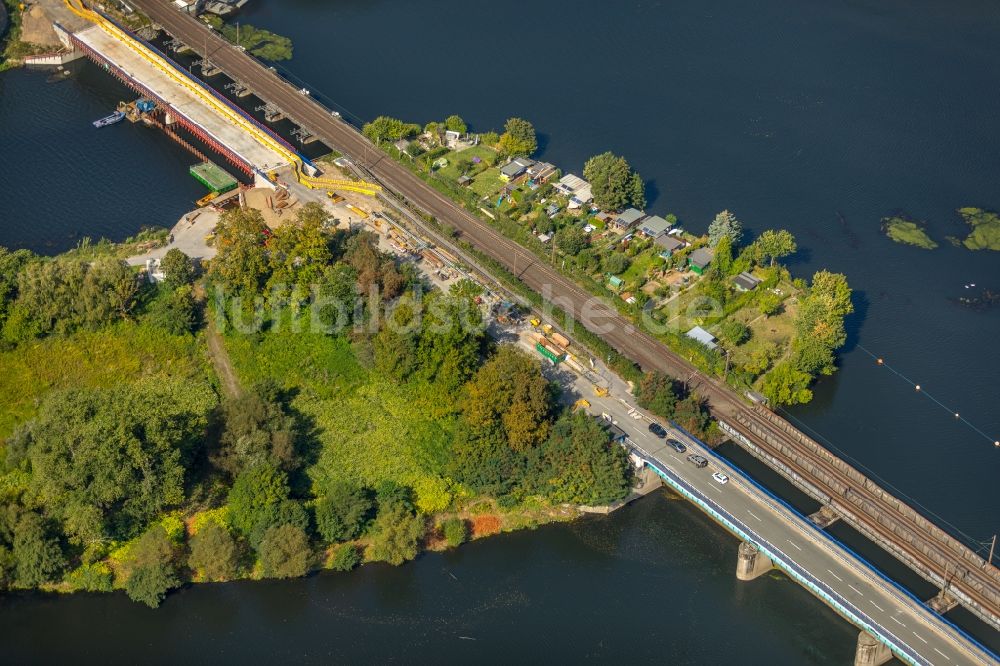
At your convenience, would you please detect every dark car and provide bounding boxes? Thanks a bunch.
[686,454,708,468]
[667,438,686,453]
[648,422,667,438]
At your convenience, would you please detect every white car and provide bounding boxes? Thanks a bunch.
[712,472,729,485]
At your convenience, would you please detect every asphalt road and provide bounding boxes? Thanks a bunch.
[124,0,1000,629]
[546,361,995,666]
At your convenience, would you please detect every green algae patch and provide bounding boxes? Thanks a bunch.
[958,207,1000,251]
[881,215,938,249]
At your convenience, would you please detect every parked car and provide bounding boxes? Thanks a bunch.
[648,422,667,438]
[712,472,729,485]
[667,438,686,453]
[687,454,708,468]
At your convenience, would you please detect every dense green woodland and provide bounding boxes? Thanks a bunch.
[0,203,632,606]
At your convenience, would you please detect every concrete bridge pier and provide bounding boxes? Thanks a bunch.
[736,541,773,581]
[853,631,893,666]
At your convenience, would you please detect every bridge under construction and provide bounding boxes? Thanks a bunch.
[57,0,380,195]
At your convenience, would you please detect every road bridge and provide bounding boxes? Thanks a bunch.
[67,0,1000,654]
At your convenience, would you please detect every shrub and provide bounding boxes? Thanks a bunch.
[188,521,238,582]
[258,523,311,579]
[470,515,501,538]
[440,518,468,548]
[366,505,424,566]
[329,544,361,572]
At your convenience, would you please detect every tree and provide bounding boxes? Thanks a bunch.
[792,336,837,376]
[21,380,216,542]
[602,252,630,275]
[440,518,468,548]
[412,293,486,391]
[267,203,333,295]
[248,499,309,550]
[330,543,361,571]
[583,152,645,211]
[362,116,419,143]
[366,504,424,566]
[554,225,588,256]
[14,257,138,334]
[375,480,416,515]
[752,229,797,266]
[497,117,537,157]
[212,382,298,477]
[795,294,846,350]
[258,523,311,579]
[12,512,64,588]
[536,412,631,506]
[314,482,374,543]
[757,292,783,317]
[809,270,853,317]
[673,394,712,437]
[635,372,678,420]
[125,524,179,608]
[210,207,271,300]
[463,346,553,452]
[718,320,750,346]
[760,361,813,406]
[85,258,140,322]
[444,115,467,133]
[148,285,198,335]
[708,210,743,247]
[188,522,238,582]
[160,248,195,289]
[0,247,35,332]
[713,234,734,276]
[227,463,291,538]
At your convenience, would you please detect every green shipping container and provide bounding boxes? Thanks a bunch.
[536,342,564,365]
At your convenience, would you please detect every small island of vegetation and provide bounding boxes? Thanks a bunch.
[881,215,938,250]
[957,207,1000,251]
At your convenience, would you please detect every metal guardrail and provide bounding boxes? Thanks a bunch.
[627,425,998,665]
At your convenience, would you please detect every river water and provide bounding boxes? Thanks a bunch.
[1,0,998,660]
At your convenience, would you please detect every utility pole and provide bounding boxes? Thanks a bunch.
[986,534,997,569]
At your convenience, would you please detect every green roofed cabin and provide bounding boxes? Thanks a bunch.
[688,247,713,275]
[189,162,238,194]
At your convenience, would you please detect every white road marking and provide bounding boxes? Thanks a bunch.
[826,569,843,582]
[709,484,722,493]
[890,616,905,627]
[912,632,927,644]
[670,454,681,462]
[747,510,762,522]
[869,600,884,612]
[933,648,950,660]
[787,539,802,551]
[848,584,864,596]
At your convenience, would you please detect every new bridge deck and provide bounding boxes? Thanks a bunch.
[72,24,289,172]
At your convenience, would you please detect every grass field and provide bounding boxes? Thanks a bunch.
[470,167,505,198]
[222,321,460,513]
[0,321,210,438]
[435,145,498,183]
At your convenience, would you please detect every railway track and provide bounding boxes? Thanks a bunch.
[122,0,1000,630]
[733,405,1000,622]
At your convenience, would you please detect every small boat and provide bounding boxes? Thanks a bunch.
[92,111,125,128]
